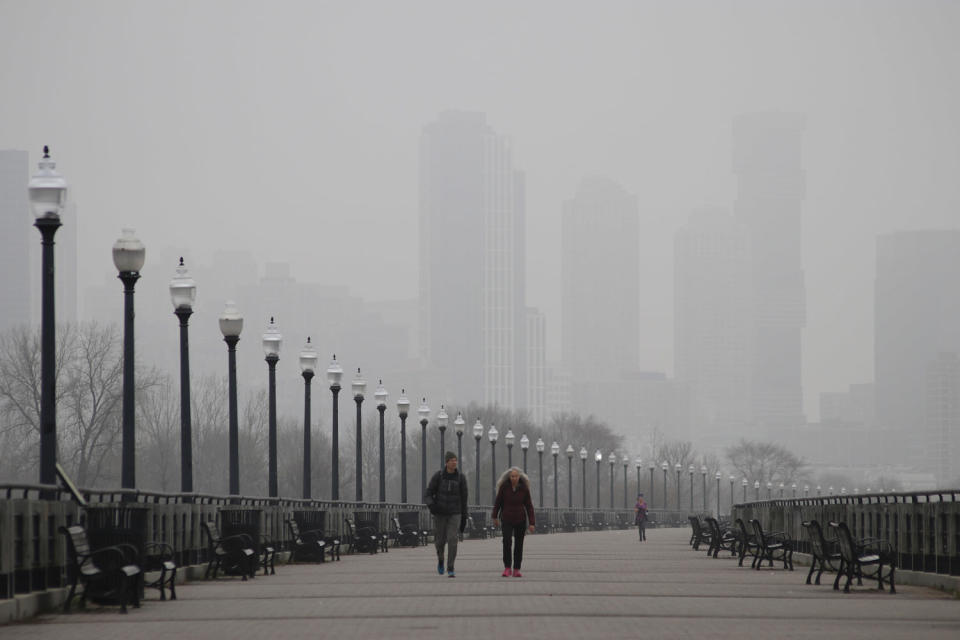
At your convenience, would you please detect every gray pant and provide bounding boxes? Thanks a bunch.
[433,514,460,571]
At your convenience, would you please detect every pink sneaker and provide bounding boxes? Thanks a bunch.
[501,568,512,577]
[512,570,522,578]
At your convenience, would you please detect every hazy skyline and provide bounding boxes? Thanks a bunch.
[3,0,959,421]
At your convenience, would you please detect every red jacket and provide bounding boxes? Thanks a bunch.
[492,481,535,526]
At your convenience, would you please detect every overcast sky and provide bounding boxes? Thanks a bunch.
[2,0,959,420]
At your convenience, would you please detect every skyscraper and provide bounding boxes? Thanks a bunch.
[875,230,960,467]
[732,113,807,435]
[0,150,33,334]
[419,111,526,408]
[674,207,752,448]
[561,176,639,421]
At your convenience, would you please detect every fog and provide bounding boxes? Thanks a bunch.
[2,1,959,485]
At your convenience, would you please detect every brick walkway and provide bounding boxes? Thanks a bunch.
[5,527,959,639]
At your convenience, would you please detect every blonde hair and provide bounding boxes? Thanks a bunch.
[496,466,530,493]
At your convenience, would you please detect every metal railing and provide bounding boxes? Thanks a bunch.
[733,490,960,576]
[0,483,636,600]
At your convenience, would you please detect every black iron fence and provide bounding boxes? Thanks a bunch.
[733,490,960,576]
[0,483,637,600]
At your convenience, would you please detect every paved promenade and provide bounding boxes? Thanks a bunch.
[5,527,959,639]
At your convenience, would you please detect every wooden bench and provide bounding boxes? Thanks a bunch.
[393,511,428,547]
[562,512,578,532]
[287,518,328,562]
[688,515,711,551]
[830,521,896,594]
[294,511,340,561]
[355,511,390,553]
[344,515,380,554]
[750,519,793,571]
[801,519,842,585]
[202,520,255,580]
[60,525,141,614]
[733,518,760,567]
[704,516,737,558]
[590,511,607,531]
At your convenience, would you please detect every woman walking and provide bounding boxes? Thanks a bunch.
[492,467,536,577]
[634,493,648,541]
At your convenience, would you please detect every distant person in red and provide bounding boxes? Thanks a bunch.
[635,493,648,541]
[491,467,535,577]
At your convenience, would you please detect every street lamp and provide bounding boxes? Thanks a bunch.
[113,228,145,493]
[715,471,722,516]
[437,406,448,468]
[701,465,708,512]
[520,434,530,473]
[30,147,67,491]
[299,337,318,499]
[608,452,616,509]
[536,438,545,508]
[661,462,668,511]
[473,419,483,506]
[488,424,499,503]
[375,381,388,503]
[766,481,772,500]
[505,429,515,468]
[566,445,574,508]
[169,258,196,495]
[779,482,784,499]
[649,462,656,509]
[551,441,559,508]
[580,447,588,508]
[675,463,682,511]
[742,477,748,503]
[262,317,282,498]
[397,390,410,503]
[418,399,430,503]
[352,368,366,502]
[454,412,465,465]
[688,465,695,511]
[635,457,642,503]
[622,455,629,509]
[219,301,243,495]
[816,485,821,497]
[595,449,602,508]
[327,355,343,500]
[804,484,810,498]
[754,480,760,501]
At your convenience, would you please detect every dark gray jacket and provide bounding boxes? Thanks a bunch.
[425,469,468,516]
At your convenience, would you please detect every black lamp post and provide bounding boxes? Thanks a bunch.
[688,464,695,512]
[262,318,282,498]
[169,258,196,495]
[661,462,668,511]
[437,406,448,467]
[594,449,602,508]
[742,478,748,503]
[754,480,760,501]
[219,302,243,495]
[299,338,318,500]
[779,482,785,499]
[622,455,629,509]
[579,447,588,508]
[352,369,366,502]
[766,481,772,500]
[520,434,530,473]
[326,355,343,500]
[473,419,483,506]
[715,471,721,516]
[675,463,682,511]
[113,228,145,494]
[792,483,797,498]
[397,391,410,503]
[505,429,515,469]
[701,465,708,512]
[454,412,465,464]
[566,445,574,508]
[418,399,430,503]
[29,147,66,491]
[535,439,544,508]
[730,475,736,515]
[649,462,655,509]
[635,457,642,502]
[488,424,499,503]
[608,452,616,509]
[375,382,388,503]
[550,441,559,509]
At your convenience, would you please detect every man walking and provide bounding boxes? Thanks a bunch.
[425,452,468,577]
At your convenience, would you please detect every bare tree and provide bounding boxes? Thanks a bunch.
[138,373,179,492]
[725,439,806,487]
[191,373,229,494]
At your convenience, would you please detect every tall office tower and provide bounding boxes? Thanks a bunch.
[419,111,526,408]
[0,150,33,334]
[561,176,639,421]
[923,352,959,486]
[875,230,960,467]
[732,113,807,435]
[526,307,546,426]
[674,207,752,448]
